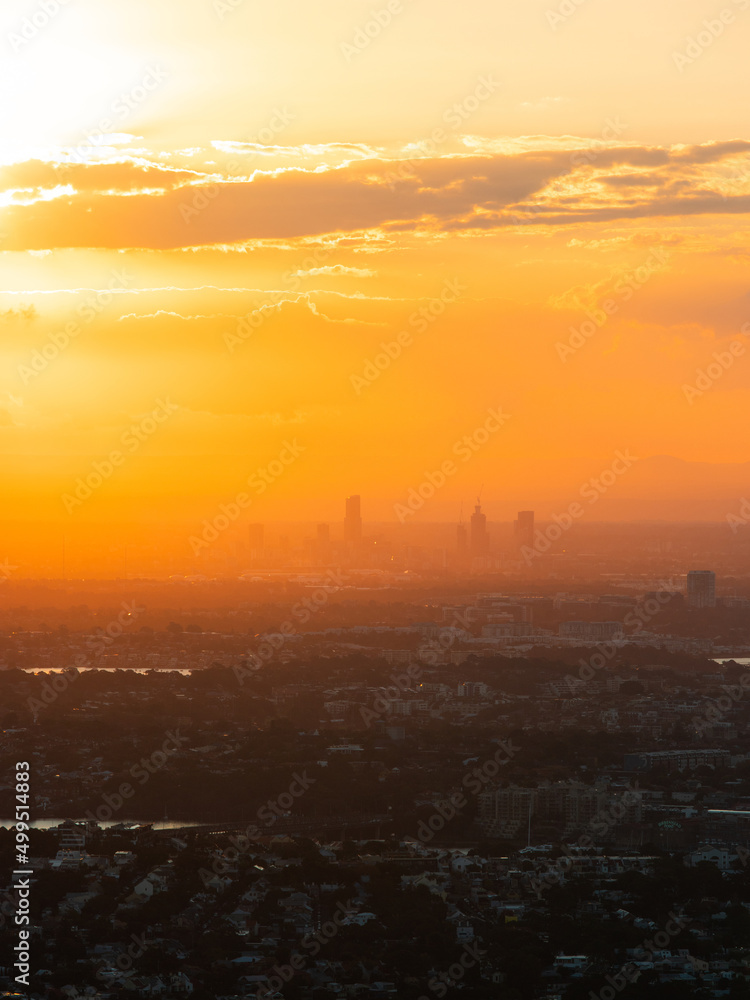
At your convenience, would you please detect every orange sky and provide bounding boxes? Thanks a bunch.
[1,0,750,573]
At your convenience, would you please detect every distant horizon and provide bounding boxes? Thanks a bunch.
[3,5,750,994]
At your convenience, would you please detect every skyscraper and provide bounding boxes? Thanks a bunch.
[687,570,716,608]
[470,500,489,556]
[514,511,534,550]
[344,495,362,545]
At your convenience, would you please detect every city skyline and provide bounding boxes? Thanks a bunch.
[3,5,750,997]
[1,0,750,577]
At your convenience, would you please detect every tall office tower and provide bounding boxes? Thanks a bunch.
[248,524,264,554]
[687,570,716,608]
[470,500,489,556]
[514,510,535,550]
[344,495,362,545]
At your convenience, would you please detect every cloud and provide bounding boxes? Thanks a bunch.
[0,305,37,322]
[210,140,379,160]
[0,159,204,196]
[673,139,750,164]
[112,290,390,332]
[117,309,243,322]
[597,174,665,188]
[293,264,376,277]
[520,97,568,110]
[1,140,749,250]
[0,151,573,249]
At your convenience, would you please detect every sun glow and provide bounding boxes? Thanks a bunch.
[0,0,749,575]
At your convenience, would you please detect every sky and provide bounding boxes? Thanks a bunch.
[1,0,750,572]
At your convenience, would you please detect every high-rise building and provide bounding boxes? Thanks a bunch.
[477,781,635,840]
[559,621,623,641]
[344,495,362,545]
[470,500,489,556]
[687,570,716,608]
[514,510,534,550]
